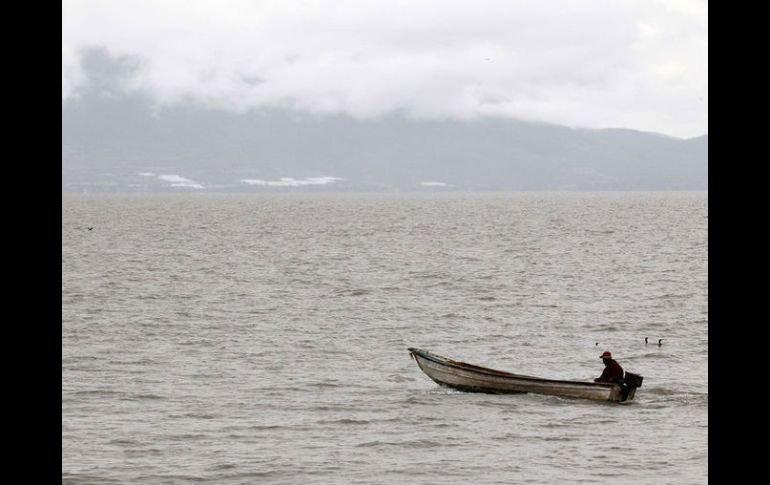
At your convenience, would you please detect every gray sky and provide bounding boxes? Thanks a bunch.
[62,0,707,138]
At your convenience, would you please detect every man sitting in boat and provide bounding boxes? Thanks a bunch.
[594,351,624,383]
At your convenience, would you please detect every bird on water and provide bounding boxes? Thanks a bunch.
[645,337,664,346]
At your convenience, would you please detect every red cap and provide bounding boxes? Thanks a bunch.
[600,351,612,359]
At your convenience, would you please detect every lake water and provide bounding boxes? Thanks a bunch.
[62,192,708,484]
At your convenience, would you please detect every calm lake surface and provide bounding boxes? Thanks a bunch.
[62,192,708,484]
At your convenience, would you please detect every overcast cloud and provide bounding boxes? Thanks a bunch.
[62,0,707,138]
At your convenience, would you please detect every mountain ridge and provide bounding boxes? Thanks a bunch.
[62,93,707,192]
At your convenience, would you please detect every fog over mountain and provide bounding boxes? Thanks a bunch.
[62,52,707,192]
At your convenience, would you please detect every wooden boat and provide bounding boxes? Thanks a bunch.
[408,347,642,402]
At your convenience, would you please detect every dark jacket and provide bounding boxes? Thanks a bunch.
[595,359,624,383]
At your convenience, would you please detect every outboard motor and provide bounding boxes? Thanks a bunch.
[623,372,644,388]
[619,371,644,401]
